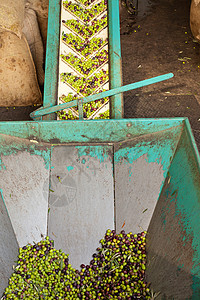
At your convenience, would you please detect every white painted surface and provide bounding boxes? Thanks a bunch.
[115,154,164,233]
[48,145,114,269]
[0,151,50,247]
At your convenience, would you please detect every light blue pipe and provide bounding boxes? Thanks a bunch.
[30,73,174,119]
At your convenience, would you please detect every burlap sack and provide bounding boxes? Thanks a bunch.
[0,30,42,106]
[23,7,45,86]
[27,0,49,49]
[0,0,25,38]
[190,0,200,41]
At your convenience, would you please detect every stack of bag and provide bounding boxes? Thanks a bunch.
[0,0,48,106]
[27,0,49,51]
[190,0,200,42]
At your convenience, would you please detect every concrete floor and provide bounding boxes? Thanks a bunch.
[121,0,200,150]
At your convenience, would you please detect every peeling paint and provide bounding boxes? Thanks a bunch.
[76,146,110,164]
[0,119,185,144]
[0,162,6,171]
[0,136,51,170]
[167,129,200,298]
[115,139,176,177]
[114,127,183,203]
[147,125,200,299]
[67,166,74,171]
[32,149,51,170]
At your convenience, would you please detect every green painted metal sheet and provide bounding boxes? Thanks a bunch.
[43,0,60,111]
[0,118,185,143]
[147,124,200,299]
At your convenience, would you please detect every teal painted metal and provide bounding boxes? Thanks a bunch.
[114,124,183,194]
[0,118,186,143]
[0,134,51,170]
[30,73,174,119]
[43,0,60,120]
[169,127,200,299]
[146,122,200,299]
[113,124,184,236]
[108,0,123,119]
[185,118,200,168]
[42,0,124,120]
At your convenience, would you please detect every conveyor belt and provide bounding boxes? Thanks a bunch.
[58,0,110,120]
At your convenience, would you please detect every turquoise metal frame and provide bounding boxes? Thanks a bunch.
[41,0,124,120]
[0,118,188,143]
[108,0,123,118]
[42,0,60,119]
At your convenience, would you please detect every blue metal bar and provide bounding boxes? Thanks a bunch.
[30,73,174,119]
[42,0,61,120]
[108,0,123,119]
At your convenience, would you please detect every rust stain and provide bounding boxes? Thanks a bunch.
[52,232,57,238]
[114,51,121,58]
[122,220,125,228]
